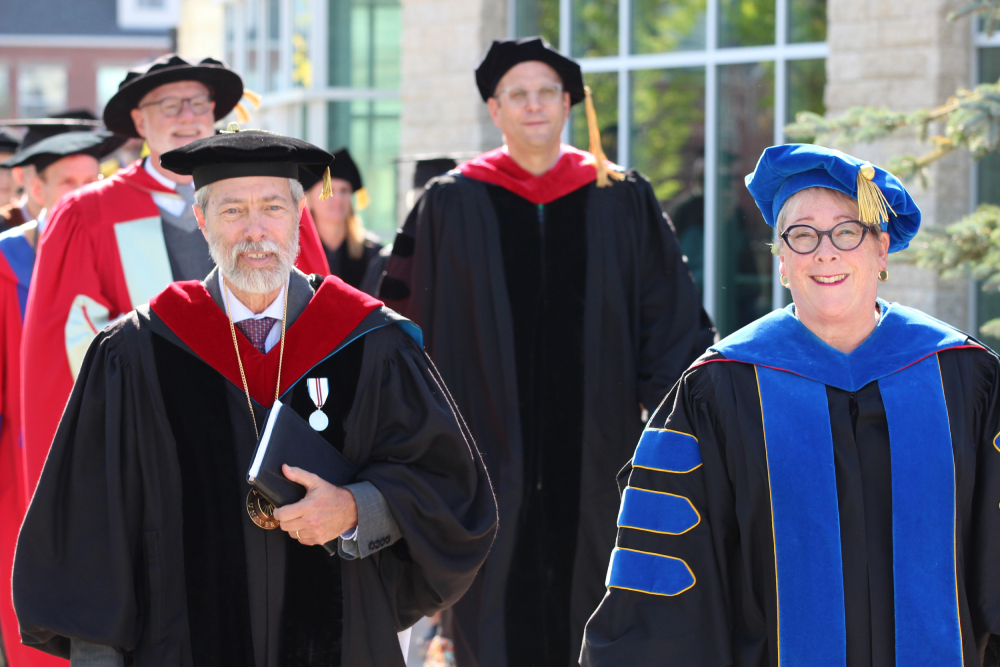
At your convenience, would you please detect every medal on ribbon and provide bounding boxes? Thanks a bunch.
[307,377,330,431]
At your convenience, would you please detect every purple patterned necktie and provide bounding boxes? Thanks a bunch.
[235,317,278,354]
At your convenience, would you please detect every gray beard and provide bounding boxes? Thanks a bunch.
[207,225,300,295]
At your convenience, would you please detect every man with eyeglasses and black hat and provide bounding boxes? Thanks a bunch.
[378,37,715,667]
[13,126,496,667]
[0,129,125,667]
[20,55,330,506]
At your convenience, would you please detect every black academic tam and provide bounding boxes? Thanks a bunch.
[13,270,497,666]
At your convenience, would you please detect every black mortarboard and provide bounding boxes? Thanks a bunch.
[0,130,19,154]
[103,54,245,139]
[159,124,333,196]
[0,110,104,151]
[328,147,363,192]
[301,147,370,208]
[1,131,128,173]
[475,37,585,105]
[413,157,457,189]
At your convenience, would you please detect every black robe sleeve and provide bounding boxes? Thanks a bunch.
[580,363,738,666]
[13,323,146,658]
[344,324,497,629]
[629,176,717,411]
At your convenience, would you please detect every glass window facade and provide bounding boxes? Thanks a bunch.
[516,0,827,335]
[224,0,401,237]
[17,63,68,118]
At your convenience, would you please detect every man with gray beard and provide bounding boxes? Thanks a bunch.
[12,128,497,667]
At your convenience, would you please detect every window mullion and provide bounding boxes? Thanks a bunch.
[703,0,719,319]
[617,0,631,167]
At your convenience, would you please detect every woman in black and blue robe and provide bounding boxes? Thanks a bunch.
[581,144,1000,667]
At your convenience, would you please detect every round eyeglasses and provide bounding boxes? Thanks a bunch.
[496,83,564,108]
[781,221,870,254]
[138,94,213,118]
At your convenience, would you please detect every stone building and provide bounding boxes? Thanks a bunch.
[208,0,990,340]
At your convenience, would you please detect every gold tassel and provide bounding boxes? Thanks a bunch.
[855,163,895,227]
[234,102,251,125]
[140,141,150,158]
[355,187,370,210]
[320,167,333,200]
[242,88,263,109]
[584,85,624,188]
[226,122,241,132]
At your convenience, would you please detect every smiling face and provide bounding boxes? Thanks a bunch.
[778,187,890,329]
[194,176,305,295]
[31,154,100,211]
[130,80,216,158]
[487,61,570,154]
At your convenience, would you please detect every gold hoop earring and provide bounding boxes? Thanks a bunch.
[780,274,790,288]
[878,269,888,282]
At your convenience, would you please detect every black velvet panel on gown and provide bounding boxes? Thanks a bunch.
[489,183,588,667]
[153,330,366,667]
[325,241,382,290]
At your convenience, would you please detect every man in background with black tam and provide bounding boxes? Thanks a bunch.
[19,55,331,508]
[13,127,496,667]
[0,129,124,667]
[0,111,104,229]
[378,37,715,667]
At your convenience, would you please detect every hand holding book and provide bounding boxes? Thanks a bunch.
[247,399,359,554]
[272,464,359,545]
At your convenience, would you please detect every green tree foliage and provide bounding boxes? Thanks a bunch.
[785,84,1000,186]
[783,2,1000,324]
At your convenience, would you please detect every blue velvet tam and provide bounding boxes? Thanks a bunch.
[744,144,921,253]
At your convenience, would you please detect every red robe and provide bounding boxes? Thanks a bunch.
[20,161,329,498]
[0,224,63,667]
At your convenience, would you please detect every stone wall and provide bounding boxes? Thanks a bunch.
[399,0,507,157]
[176,0,224,64]
[396,0,508,218]
[825,0,973,328]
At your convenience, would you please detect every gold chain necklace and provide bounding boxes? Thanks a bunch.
[222,277,289,440]
[224,277,290,531]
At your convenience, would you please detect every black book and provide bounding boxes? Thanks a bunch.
[247,399,358,553]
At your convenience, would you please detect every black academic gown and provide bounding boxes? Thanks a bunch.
[12,269,497,667]
[326,233,383,292]
[380,169,715,667]
[581,319,1000,667]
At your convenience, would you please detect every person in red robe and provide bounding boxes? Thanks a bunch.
[0,129,126,667]
[21,55,329,503]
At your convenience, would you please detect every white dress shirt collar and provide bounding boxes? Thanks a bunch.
[144,156,177,191]
[220,273,286,352]
[144,157,191,218]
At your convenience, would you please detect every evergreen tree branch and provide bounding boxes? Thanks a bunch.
[947,0,1000,37]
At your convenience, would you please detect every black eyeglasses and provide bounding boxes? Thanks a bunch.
[781,221,870,254]
[138,94,213,118]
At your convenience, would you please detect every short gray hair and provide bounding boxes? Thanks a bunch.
[194,177,304,214]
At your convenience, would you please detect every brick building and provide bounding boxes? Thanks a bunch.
[0,0,174,120]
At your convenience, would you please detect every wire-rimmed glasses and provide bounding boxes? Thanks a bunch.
[138,94,213,118]
[496,83,564,108]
